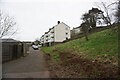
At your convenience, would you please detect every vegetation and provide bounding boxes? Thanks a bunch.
[40,1,119,78]
[41,27,118,78]
[80,8,104,41]
[115,1,120,23]
[80,1,119,40]
[0,10,17,38]
[41,27,118,63]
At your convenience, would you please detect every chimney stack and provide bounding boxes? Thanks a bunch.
[58,21,60,24]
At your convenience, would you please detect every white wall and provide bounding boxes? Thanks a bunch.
[44,34,48,43]
[40,36,44,44]
[54,22,70,42]
[40,22,71,44]
[48,28,54,43]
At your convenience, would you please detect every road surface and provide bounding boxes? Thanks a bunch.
[2,47,49,78]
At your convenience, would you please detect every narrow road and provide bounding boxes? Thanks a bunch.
[2,47,49,78]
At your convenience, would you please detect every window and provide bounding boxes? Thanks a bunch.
[51,31,54,33]
[66,33,68,35]
[66,28,68,30]
[66,37,68,40]
[51,36,54,38]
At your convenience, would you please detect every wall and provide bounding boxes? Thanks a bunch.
[2,42,30,62]
[44,34,48,43]
[0,39,2,79]
[2,43,18,62]
[54,22,71,42]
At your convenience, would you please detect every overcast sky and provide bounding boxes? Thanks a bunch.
[1,0,115,41]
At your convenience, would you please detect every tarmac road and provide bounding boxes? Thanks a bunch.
[2,47,49,78]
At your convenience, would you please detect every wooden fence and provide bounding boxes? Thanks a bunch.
[2,42,30,62]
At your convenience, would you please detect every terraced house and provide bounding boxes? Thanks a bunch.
[40,21,71,46]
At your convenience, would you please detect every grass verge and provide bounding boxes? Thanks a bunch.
[41,27,118,78]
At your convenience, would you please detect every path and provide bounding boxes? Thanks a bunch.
[2,47,49,78]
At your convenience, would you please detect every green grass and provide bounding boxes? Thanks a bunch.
[41,27,118,63]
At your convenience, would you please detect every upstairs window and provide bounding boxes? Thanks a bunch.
[51,36,54,38]
[51,31,54,33]
[66,28,68,30]
[66,33,68,35]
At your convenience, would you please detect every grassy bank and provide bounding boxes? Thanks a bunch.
[41,27,118,78]
[41,27,118,63]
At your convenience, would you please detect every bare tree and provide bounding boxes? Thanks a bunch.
[34,37,40,45]
[0,11,17,38]
[115,1,120,23]
[95,2,117,26]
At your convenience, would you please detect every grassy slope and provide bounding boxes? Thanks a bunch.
[41,28,118,63]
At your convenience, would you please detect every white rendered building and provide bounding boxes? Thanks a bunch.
[40,21,71,46]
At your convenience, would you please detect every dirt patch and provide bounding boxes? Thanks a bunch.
[64,57,118,78]
[52,47,59,52]
[44,53,51,61]
[47,62,88,78]
[42,48,119,78]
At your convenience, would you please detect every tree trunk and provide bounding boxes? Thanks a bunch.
[85,34,89,41]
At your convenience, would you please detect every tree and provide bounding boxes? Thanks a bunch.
[95,1,118,27]
[0,11,17,38]
[35,37,40,41]
[81,12,91,41]
[81,8,104,30]
[80,22,89,41]
[88,8,104,29]
[81,13,90,24]
[81,13,91,41]
[115,1,120,23]
[34,38,40,45]
[81,8,104,41]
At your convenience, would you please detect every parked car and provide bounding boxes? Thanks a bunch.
[32,45,39,50]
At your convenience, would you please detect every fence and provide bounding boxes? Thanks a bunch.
[23,43,30,56]
[2,42,30,63]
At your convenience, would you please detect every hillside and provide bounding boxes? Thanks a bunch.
[41,27,118,78]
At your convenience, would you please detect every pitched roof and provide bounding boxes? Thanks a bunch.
[54,22,70,28]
